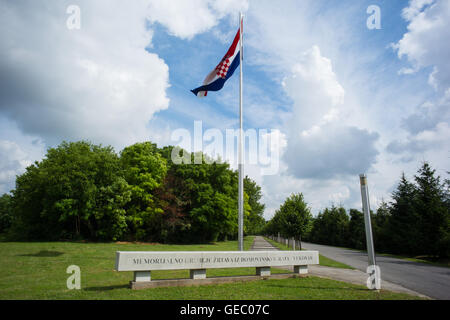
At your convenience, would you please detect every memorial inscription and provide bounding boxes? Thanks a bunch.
[116,251,319,271]
[115,250,319,289]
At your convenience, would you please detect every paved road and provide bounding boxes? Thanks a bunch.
[251,236,279,251]
[252,237,426,298]
[302,242,450,300]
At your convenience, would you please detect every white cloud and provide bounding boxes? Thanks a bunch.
[0,0,171,150]
[0,119,46,194]
[281,46,379,180]
[0,139,45,194]
[146,0,248,40]
[389,0,450,163]
[394,0,450,91]
[401,0,435,21]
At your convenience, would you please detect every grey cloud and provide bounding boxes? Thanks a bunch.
[401,99,450,135]
[0,0,170,149]
[388,95,450,159]
[386,140,426,155]
[283,124,379,180]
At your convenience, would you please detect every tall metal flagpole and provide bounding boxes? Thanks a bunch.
[359,174,376,267]
[238,12,244,251]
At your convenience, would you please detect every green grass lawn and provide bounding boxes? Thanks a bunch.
[0,237,421,300]
[264,237,354,270]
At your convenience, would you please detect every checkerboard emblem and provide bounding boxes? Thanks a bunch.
[216,58,231,79]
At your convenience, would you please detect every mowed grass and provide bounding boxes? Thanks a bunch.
[0,236,421,300]
[264,237,354,270]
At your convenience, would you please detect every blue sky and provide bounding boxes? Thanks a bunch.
[1,0,449,218]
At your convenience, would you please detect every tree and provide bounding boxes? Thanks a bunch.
[120,142,167,240]
[0,194,13,233]
[11,141,130,240]
[244,176,266,235]
[347,209,365,250]
[158,148,241,242]
[386,173,419,255]
[373,200,391,253]
[309,206,349,247]
[414,163,449,258]
[269,193,313,248]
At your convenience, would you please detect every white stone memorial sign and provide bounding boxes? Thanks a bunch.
[116,250,318,271]
[115,250,319,289]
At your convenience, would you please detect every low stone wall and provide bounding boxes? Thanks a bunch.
[115,250,319,289]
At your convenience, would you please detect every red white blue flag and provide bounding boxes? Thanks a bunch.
[191,28,241,97]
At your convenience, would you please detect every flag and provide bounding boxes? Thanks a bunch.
[191,28,241,97]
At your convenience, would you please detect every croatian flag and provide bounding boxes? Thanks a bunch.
[191,28,241,97]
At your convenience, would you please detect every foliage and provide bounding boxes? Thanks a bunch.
[308,206,349,247]
[10,141,131,241]
[413,163,449,257]
[264,193,312,242]
[5,141,267,244]
[384,173,420,255]
[347,209,365,250]
[161,149,241,242]
[120,142,167,240]
[0,194,13,233]
[244,176,266,235]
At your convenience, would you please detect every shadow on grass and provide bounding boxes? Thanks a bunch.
[84,284,130,291]
[18,250,64,257]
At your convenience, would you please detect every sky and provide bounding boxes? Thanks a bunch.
[0,0,449,219]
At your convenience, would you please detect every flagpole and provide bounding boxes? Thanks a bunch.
[238,12,244,251]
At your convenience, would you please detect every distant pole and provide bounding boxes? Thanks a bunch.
[359,174,376,267]
[238,12,244,251]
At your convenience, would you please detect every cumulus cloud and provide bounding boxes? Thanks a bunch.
[282,46,345,129]
[393,0,450,91]
[402,91,450,135]
[0,0,252,151]
[147,0,248,39]
[284,124,379,179]
[389,0,450,160]
[0,140,37,194]
[281,46,379,180]
[0,0,171,150]
[387,121,449,155]
[387,89,450,158]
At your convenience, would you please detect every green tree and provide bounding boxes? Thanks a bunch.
[11,141,130,240]
[347,209,365,250]
[0,194,13,233]
[158,147,241,243]
[270,193,313,247]
[373,200,391,253]
[120,142,167,240]
[309,206,349,247]
[414,163,449,258]
[387,173,420,255]
[244,176,266,235]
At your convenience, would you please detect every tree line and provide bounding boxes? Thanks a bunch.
[0,141,266,243]
[265,163,449,259]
